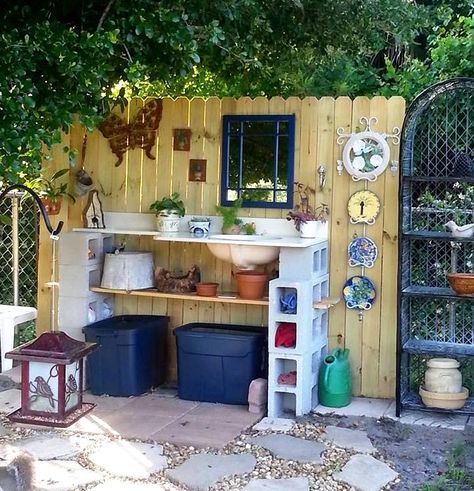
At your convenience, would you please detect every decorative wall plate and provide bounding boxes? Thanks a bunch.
[347,190,380,225]
[342,131,390,181]
[343,276,376,310]
[348,237,378,268]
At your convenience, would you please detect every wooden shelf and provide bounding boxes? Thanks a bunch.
[90,287,269,306]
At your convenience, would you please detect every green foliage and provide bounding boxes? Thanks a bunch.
[216,198,243,229]
[25,168,76,203]
[149,192,185,217]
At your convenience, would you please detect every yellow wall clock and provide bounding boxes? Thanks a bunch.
[347,190,380,224]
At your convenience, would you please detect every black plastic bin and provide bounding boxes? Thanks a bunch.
[83,315,169,396]
[174,323,266,405]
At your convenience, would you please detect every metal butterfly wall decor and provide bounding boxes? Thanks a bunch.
[98,99,163,167]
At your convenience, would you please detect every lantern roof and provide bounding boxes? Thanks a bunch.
[6,331,97,364]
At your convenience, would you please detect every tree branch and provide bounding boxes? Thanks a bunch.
[96,0,117,32]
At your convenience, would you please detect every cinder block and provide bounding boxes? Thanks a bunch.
[267,347,326,417]
[58,264,102,297]
[58,232,113,266]
[58,293,114,330]
[279,242,328,280]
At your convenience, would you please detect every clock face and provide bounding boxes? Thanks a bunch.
[347,190,380,224]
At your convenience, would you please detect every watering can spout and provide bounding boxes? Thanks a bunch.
[318,348,352,408]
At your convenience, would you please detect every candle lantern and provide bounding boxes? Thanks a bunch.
[6,331,97,427]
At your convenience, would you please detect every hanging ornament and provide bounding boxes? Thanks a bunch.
[347,190,380,225]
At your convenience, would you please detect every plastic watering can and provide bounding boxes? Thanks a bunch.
[318,348,352,408]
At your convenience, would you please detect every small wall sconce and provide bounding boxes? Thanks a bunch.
[173,129,192,151]
[189,159,207,182]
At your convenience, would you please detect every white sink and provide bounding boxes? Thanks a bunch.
[206,236,280,269]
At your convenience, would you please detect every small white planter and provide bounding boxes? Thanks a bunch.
[300,221,318,238]
[156,210,181,233]
[188,219,211,236]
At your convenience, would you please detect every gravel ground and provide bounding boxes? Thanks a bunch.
[0,406,472,490]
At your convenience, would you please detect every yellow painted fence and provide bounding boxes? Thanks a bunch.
[37,96,405,398]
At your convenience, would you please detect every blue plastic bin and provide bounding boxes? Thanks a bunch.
[174,323,266,404]
[83,315,169,396]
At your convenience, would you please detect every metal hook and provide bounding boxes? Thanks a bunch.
[318,165,326,190]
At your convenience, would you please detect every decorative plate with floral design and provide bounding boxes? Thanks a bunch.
[342,131,391,181]
[348,237,378,268]
[343,275,376,310]
[347,190,380,225]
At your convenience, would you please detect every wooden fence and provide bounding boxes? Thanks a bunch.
[37,96,405,398]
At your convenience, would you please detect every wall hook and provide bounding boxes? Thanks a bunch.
[318,165,327,190]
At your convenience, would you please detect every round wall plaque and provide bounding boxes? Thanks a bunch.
[347,190,380,225]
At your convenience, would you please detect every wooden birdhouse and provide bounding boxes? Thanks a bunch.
[5,331,97,427]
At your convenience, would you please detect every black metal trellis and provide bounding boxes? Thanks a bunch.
[397,78,474,416]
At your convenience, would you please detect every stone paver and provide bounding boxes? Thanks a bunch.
[88,441,167,478]
[314,397,392,419]
[34,460,102,491]
[90,480,172,490]
[165,453,256,491]
[386,409,468,431]
[252,417,295,433]
[250,434,325,464]
[0,389,20,413]
[334,454,398,491]
[323,426,375,454]
[242,477,309,490]
[0,435,89,460]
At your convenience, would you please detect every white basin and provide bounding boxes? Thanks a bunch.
[209,234,281,241]
[206,236,280,269]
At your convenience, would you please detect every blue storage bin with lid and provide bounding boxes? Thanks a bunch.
[174,322,266,404]
[83,315,169,396]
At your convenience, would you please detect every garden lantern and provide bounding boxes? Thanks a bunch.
[6,331,97,427]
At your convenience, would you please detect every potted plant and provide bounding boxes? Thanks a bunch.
[286,182,329,238]
[150,192,185,233]
[26,168,76,215]
[188,216,212,236]
[216,198,243,234]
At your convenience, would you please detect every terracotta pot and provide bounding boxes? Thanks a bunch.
[425,358,462,393]
[419,386,468,410]
[222,224,241,235]
[41,197,62,215]
[236,271,268,300]
[447,272,474,295]
[195,282,219,297]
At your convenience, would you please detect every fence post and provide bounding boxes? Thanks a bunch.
[11,193,20,306]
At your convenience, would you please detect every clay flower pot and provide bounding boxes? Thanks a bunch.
[447,273,474,295]
[40,197,62,215]
[419,386,469,410]
[195,282,219,297]
[236,271,268,300]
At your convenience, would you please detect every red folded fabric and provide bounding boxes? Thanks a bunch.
[275,322,296,348]
[277,371,297,385]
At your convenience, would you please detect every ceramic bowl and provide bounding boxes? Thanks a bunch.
[419,386,469,410]
[447,273,474,295]
[195,282,219,297]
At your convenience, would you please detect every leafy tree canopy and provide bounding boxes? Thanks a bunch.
[0,0,472,182]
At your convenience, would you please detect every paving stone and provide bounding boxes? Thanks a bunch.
[252,417,295,433]
[242,477,309,490]
[88,441,166,478]
[323,426,375,454]
[0,435,89,460]
[388,410,468,431]
[314,397,392,419]
[90,480,170,490]
[334,454,398,491]
[165,453,256,491]
[0,389,20,413]
[0,421,9,437]
[34,460,102,491]
[249,434,325,464]
[465,416,474,440]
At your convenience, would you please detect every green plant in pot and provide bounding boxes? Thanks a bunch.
[216,198,243,234]
[25,168,76,215]
[150,192,185,233]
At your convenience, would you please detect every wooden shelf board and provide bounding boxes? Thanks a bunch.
[90,287,269,306]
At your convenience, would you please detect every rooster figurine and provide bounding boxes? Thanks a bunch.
[445,220,474,238]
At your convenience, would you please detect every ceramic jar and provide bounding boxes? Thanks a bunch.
[156,210,180,233]
[424,358,462,393]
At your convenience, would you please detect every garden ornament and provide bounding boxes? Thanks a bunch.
[445,220,474,238]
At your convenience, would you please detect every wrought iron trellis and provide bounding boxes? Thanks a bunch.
[398,78,474,416]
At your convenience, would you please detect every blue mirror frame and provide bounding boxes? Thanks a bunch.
[220,114,295,209]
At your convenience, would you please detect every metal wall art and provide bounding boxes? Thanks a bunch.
[343,276,376,310]
[173,128,192,151]
[336,117,400,181]
[347,190,380,225]
[98,99,163,167]
[348,236,378,268]
[83,190,105,229]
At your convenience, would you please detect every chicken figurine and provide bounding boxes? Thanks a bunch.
[445,220,474,238]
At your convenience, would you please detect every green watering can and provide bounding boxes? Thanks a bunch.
[318,348,352,408]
